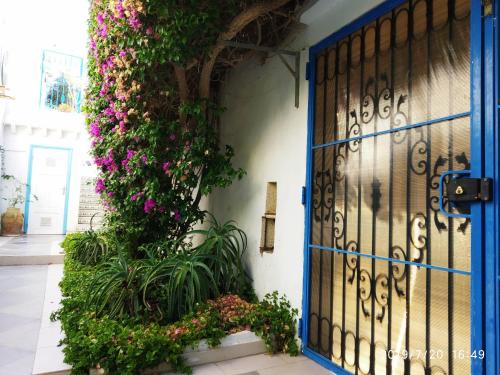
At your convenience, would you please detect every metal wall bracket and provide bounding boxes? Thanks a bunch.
[220,40,301,108]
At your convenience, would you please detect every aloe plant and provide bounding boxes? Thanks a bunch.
[87,253,145,317]
[188,215,252,297]
[143,250,218,320]
[67,229,113,266]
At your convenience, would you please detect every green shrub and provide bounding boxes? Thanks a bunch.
[143,250,219,321]
[185,216,254,300]
[86,253,146,318]
[62,230,115,266]
[247,291,299,355]
[55,253,299,375]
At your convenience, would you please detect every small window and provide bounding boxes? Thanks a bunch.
[40,50,83,113]
[260,182,277,254]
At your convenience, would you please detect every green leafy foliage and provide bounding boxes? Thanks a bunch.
[63,230,115,266]
[56,236,299,374]
[188,215,253,299]
[143,251,219,321]
[87,253,146,318]
[86,0,246,248]
[247,291,300,355]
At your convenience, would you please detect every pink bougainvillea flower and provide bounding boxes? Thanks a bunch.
[162,161,171,174]
[146,26,153,35]
[99,24,108,38]
[131,191,143,201]
[173,209,181,222]
[95,178,105,193]
[144,199,156,213]
[169,134,176,141]
[96,11,105,25]
[103,107,115,117]
[119,50,126,57]
[107,191,114,197]
[119,121,126,133]
[128,16,141,29]
[126,149,136,159]
[141,155,148,164]
[89,122,100,137]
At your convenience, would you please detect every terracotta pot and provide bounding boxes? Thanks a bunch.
[1,207,24,236]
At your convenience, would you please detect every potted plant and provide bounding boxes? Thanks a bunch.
[1,175,37,236]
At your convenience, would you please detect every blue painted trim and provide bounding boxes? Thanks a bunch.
[302,347,352,375]
[301,48,316,354]
[484,4,498,374]
[62,149,73,234]
[438,169,471,219]
[24,145,73,235]
[495,3,500,373]
[310,0,408,55]
[77,58,84,113]
[23,146,34,233]
[309,245,471,276]
[312,112,470,149]
[469,1,485,374]
[38,50,45,108]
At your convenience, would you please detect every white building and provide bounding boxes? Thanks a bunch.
[0,0,97,234]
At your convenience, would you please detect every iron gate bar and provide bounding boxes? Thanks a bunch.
[404,4,413,371]
[426,1,433,370]
[309,244,471,276]
[387,10,395,375]
[369,17,381,373]
[355,25,366,373]
[341,34,352,369]
[329,41,341,362]
[311,111,470,149]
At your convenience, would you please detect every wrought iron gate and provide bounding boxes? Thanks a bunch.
[302,0,487,374]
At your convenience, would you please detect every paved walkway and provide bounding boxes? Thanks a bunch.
[167,353,333,375]
[0,265,48,375]
[0,236,65,266]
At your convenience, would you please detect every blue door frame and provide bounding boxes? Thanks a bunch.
[23,145,73,234]
[300,0,498,374]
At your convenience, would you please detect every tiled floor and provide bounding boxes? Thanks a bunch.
[0,236,64,257]
[0,265,48,375]
[166,353,333,375]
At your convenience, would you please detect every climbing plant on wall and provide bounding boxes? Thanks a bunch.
[86,0,305,247]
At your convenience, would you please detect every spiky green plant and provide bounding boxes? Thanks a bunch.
[65,229,113,266]
[87,253,145,317]
[143,250,218,321]
[188,215,252,298]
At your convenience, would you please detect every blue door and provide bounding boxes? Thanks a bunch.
[301,0,497,374]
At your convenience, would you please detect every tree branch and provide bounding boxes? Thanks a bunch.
[199,0,293,99]
[172,64,189,125]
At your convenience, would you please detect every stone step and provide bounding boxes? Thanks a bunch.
[77,211,104,217]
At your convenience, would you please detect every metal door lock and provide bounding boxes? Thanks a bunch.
[447,177,492,203]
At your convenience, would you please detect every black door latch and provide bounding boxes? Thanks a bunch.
[447,177,492,203]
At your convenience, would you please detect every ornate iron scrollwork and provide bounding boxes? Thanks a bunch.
[313,169,333,222]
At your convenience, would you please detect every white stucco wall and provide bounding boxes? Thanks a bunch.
[210,0,385,312]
